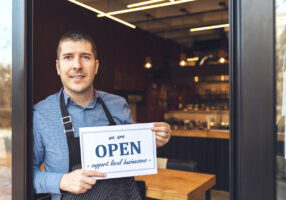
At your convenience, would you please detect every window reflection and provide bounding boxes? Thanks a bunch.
[0,0,12,199]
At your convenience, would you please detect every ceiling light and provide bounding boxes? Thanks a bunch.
[187,57,199,62]
[179,53,187,67]
[221,75,225,81]
[98,0,195,17]
[190,24,229,32]
[218,57,226,64]
[145,62,152,69]
[179,60,187,67]
[127,0,166,8]
[67,0,136,29]
[194,76,199,83]
[199,54,213,66]
[144,56,152,69]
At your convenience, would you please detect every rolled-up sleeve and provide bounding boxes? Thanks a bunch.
[33,111,64,195]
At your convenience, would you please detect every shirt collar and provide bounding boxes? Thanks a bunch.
[61,88,98,109]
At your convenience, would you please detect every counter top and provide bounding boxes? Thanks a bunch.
[167,110,229,113]
[171,130,285,141]
[171,129,229,139]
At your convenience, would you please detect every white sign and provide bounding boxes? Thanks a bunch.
[79,123,157,179]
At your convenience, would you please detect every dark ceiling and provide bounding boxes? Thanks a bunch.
[71,0,229,49]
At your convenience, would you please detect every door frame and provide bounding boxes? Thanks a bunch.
[12,0,277,199]
[12,0,33,199]
[230,0,276,199]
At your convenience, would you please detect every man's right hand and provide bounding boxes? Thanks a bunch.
[59,169,106,194]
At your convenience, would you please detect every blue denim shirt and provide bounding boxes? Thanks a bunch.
[33,89,133,200]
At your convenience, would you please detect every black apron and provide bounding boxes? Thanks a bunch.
[59,91,142,200]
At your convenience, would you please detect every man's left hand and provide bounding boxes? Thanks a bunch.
[151,122,171,148]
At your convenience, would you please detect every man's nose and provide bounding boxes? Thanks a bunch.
[72,57,82,69]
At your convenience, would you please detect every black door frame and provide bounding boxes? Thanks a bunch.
[12,0,276,199]
[230,0,276,199]
[12,0,33,199]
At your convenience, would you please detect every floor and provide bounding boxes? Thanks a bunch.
[195,190,229,200]
[277,179,286,200]
[0,166,11,200]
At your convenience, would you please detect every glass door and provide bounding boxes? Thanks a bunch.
[230,0,275,199]
[22,0,279,199]
[276,1,286,199]
[0,1,12,199]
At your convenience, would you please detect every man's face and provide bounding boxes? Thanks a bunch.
[56,40,99,96]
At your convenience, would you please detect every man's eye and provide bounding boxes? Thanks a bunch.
[83,56,90,60]
[63,56,72,60]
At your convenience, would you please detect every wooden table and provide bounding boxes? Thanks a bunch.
[135,168,216,200]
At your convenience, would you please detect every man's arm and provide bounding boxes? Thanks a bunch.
[59,169,106,194]
[33,111,106,195]
[33,129,106,195]
[121,99,170,147]
[33,127,65,194]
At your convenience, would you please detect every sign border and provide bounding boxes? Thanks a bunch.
[79,123,157,178]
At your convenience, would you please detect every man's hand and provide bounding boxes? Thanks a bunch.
[151,122,171,148]
[60,169,106,194]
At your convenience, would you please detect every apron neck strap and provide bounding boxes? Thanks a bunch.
[59,90,116,137]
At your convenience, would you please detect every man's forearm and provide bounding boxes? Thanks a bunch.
[34,168,65,194]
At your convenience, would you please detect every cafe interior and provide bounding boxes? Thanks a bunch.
[32,0,230,199]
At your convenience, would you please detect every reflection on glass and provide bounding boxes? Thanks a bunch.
[0,0,12,199]
[276,0,286,199]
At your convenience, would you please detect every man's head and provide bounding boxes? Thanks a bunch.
[57,32,97,59]
[56,31,99,97]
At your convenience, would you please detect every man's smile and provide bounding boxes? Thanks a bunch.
[69,74,85,80]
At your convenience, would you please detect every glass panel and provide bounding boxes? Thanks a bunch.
[0,0,12,199]
[33,0,229,199]
[276,0,286,199]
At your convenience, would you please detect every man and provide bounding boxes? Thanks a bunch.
[33,32,171,200]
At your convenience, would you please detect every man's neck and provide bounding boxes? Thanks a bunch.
[64,87,95,108]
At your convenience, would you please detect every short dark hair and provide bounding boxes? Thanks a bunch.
[57,31,97,59]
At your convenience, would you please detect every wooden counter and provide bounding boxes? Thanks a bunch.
[171,129,229,139]
[171,129,285,141]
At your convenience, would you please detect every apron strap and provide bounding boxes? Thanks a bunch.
[59,90,116,135]
[59,90,117,171]
[60,90,74,136]
[97,93,116,126]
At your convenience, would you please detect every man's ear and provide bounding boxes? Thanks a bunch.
[95,59,99,75]
[56,60,60,75]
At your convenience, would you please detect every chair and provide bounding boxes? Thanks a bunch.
[157,157,198,172]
